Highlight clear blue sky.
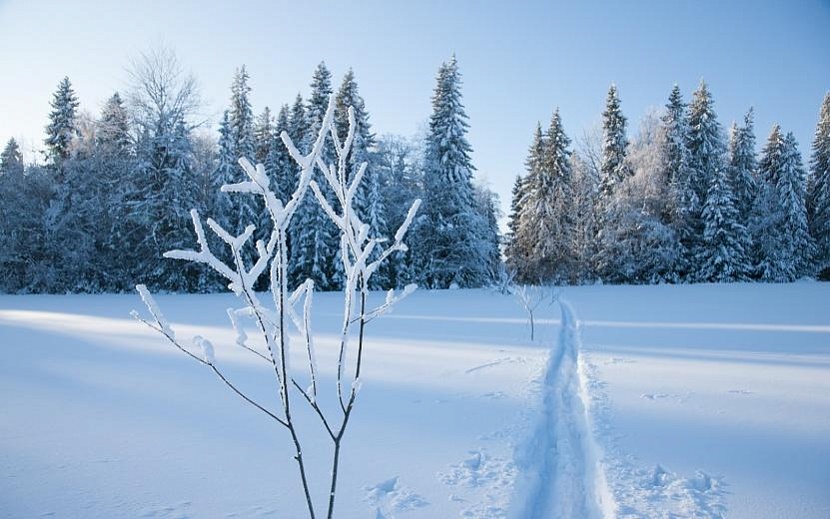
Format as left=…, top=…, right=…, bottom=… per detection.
left=1, top=0, right=828, bottom=223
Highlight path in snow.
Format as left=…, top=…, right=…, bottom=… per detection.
left=510, top=300, right=615, bottom=519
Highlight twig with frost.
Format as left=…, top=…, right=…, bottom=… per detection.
left=133, top=95, right=419, bottom=519
left=509, top=283, right=559, bottom=341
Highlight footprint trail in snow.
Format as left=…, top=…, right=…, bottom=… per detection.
left=511, top=300, right=616, bottom=519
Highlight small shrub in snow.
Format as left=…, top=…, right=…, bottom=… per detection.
left=133, top=95, right=420, bottom=519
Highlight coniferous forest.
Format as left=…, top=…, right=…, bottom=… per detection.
left=1, top=48, right=828, bottom=294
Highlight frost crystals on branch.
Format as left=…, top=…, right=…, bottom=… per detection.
left=133, top=93, right=420, bottom=519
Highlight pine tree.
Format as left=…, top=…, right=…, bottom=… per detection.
left=291, top=63, right=340, bottom=290
left=595, top=84, right=631, bottom=280
left=0, top=139, right=24, bottom=176
left=214, top=110, right=237, bottom=232
left=728, top=109, right=758, bottom=221
left=517, top=110, right=574, bottom=283
left=335, top=69, right=376, bottom=220
left=96, top=92, right=131, bottom=156
left=753, top=126, right=814, bottom=281
left=265, top=104, right=295, bottom=205
left=44, top=77, right=80, bottom=166
left=254, top=106, right=274, bottom=164
left=686, top=80, right=727, bottom=279
left=697, top=160, right=752, bottom=282
left=226, top=66, right=259, bottom=236
left=414, top=56, right=493, bottom=288
left=505, top=173, right=529, bottom=275
left=597, top=84, right=630, bottom=203
left=807, top=92, right=830, bottom=278
left=660, top=85, right=695, bottom=278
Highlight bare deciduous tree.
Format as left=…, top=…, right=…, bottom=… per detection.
left=133, top=95, right=420, bottom=519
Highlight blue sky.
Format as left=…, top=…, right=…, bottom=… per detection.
left=1, top=0, right=828, bottom=221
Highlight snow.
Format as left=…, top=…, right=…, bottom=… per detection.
left=1, top=283, right=829, bottom=518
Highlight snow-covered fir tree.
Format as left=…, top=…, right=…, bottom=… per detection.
left=595, top=84, right=632, bottom=280
left=807, top=92, right=830, bottom=279
left=253, top=106, right=274, bottom=164
left=505, top=173, right=529, bottom=275
left=335, top=68, right=376, bottom=223
left=376, top=134, right=422, bottom=288
left=96, top=92, right=131, bottom=156
left=696, top=156, right=752, bottom=282
left=752, top=126, right=814, bottom=281
left=597, top=84, right=631, bottom=203
left=516, top=110, right=574, bottom=283
left=214, top=110, right=237, bottom=233
left=226, top=66, right=259, bottom=235
left=728, top=109, right=758, bottom=222
left=659, top=85, right=695, bottom=278
left=264, top=104, right=295, bottom=208
left=44, top=77, right=80, bottom=166
left=291, top=63, right=341, bottom=290
left=686, top=80, right=728, bottom=279
left=0, top=139, right=24, bottom=176
left=414, top=56, right=496, bottom=288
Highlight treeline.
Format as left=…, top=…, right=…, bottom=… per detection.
left=506, top=84, right=830, bottom=284
left=0, top=50, right=499, bottom=293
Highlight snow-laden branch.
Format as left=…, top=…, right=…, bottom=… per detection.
left=133, top=92, right=418, bottom=519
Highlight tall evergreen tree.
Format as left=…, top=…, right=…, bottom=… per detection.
left=0, top=139, right=24, bottom=176
left=226, top=66, right=258, bottom=235
left=413, top=56, right=493, bottom=288
left=728, top=109, right=758, bottom=221
left=660, top=85, right=695, bottom=277
left=291, top=62, right=340, bottom=290
left=96, top=92, right=131, bottom=155
left=517, top=110, right=574, bottom=283
left=505, top=173, right=529, bottom=276
left=335, top=69, right=376, bottom=219
left=753, top=126, right=814, bottom=281
left=597, top=84, right=630, bottom=202
left=697, top=159, right=752, bottom=282
left=595, top=84, right=631, bottom=280
left=253, top=106, right=274, bottom=164
left=807, top=92, right=830, bottom=279
left=214, top=110, right=237, bottom=230
left=686, top=80, right=727, bottom=279
left=44, top=76, right=80, bottom=166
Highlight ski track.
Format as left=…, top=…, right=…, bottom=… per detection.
left=511, top=300, right=616, bottom=519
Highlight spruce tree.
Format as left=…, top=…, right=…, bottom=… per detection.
left=505, top=173, right=529, bottom=276
left=0, top=139, right=24, bottom=176
left=728, top=109, right=758, bottom=221
left=595, top=84, right=631, bottom=281
left=753, top=126, right=814, bottom=281
left=697, top=160, right=752, bottom=282
left=414, top=56, right=493, bottom=288
left=96, top=92, right=131, bottom=155
left=226, top=66, right=259, bottom=235
left=807, top=92, right=830, bottom=278
left=214, top=110, right=237, bottom=232
left=44, top=76, right=80, bottom=166
left=660, top=85, right=695, bottom=278
left=291, top=63, right=340, bottom=290
left=686, top=80, right=727, bottom=279
left=518, top=110, right=574, bottom=283
left=254, top=106, right=274, bottom=164
left=335, top=68, right=376, bottom=220
left=597, top=84, right=630, bottom=202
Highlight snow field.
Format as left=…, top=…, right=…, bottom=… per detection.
left=2, top=282, right=829, bottom=518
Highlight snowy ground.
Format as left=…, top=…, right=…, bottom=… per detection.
left=1, top=283, right=828, bottom=518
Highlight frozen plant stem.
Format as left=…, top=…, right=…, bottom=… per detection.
left=133, top=94, right=420, bottom=519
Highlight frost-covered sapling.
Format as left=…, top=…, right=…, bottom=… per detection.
left=133, top=95, right=420, bottom=519
left=510, top=283, right=558, bottom=341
